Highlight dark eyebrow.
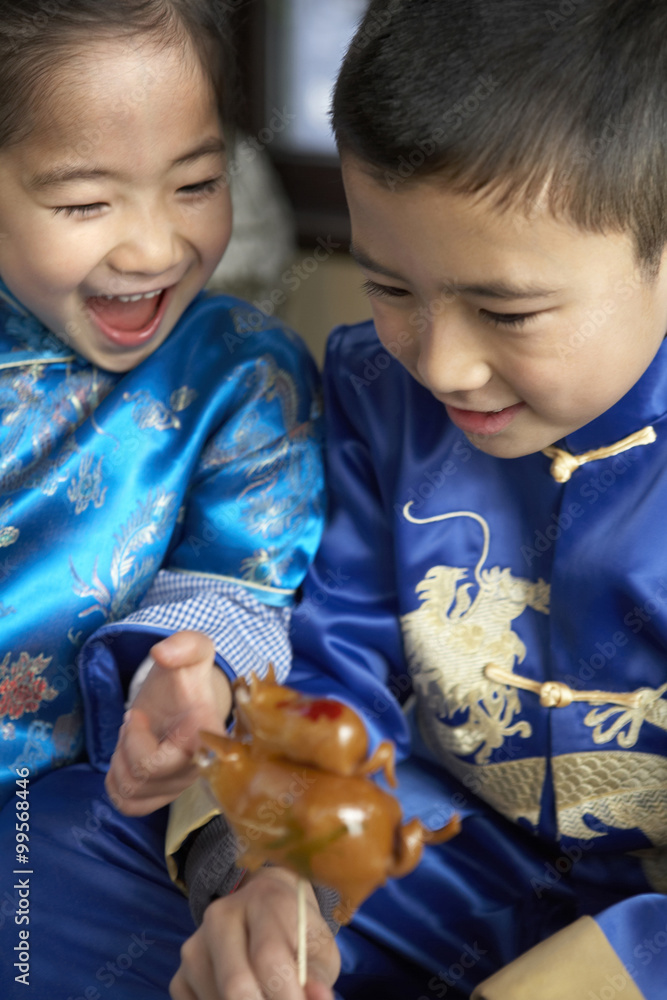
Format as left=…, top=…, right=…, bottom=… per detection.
left=349, top=242, right=560, bottom=301
left=28, top=137, right=226, bottom=190
left=170, top=137, right=226, bottom=168
left=28, top=166, right=113, bottom=189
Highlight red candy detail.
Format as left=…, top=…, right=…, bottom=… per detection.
left=276, top=697, right=344, bottom=721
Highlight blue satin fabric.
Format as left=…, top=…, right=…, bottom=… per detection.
left=0, top=281, right=324, bottom=809
left=0, top=765, right=194, bottom=998
left=291, top=321, right=667, bottom=996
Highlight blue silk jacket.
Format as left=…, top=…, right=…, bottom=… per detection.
left=0, top=283, right=324, bottom=808
left=291, top=321, right=667, bottom=997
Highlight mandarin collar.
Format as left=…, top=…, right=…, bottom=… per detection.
left=0, top=278, right=87, bottom=365
left=562, top=335, right=667, bottom=455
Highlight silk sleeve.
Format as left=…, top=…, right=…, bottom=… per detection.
left=78, top=334, right=325, bottom=770
left=288, top=324, right=411, bottom=760
left=471, top=904, right=656, bottom=999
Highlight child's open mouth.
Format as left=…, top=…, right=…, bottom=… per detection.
left=86, top=287, right=172, bottom=348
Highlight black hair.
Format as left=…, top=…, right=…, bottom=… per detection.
left=0, top=0, right=237, bottom=147
left=333, top=0, right=667, bottom=270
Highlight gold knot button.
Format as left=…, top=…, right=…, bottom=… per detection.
left=542, top=426, right=657, bottom=483
left=539, top=681, right=574, bottom=708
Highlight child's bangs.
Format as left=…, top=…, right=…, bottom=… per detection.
left=424, top=120, right=667, bottom=273
left=333, top=0, right=667, bottom=271
left=0, top=0, right=236, bottom=147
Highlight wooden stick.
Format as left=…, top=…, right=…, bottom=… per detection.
left=297, top=877, right=308, bottom=987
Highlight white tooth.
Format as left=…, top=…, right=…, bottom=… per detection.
left=130, top=294, right=143, bottom=302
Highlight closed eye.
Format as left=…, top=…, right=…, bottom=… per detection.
left=53, top=203, right=106, bottom=218
left=178, top=177, right=224, bottom=197
left=361, top=277, right=410, bottom=299
left=480, top=309, right=538, bottom=329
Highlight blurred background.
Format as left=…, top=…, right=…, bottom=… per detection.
left=208, top=0, right=373, bottom=366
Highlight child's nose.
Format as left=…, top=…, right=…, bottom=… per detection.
left=107, top=211, right=185, bottom=277
left=416, top=318, right=493, bottom=395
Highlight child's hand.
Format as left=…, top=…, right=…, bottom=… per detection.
left=106, top=630, right=232, bottom=816
left=170, top=866, right=340, bottom=1000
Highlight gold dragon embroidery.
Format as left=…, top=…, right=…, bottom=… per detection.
left=400, top=505, right=549, bottom=765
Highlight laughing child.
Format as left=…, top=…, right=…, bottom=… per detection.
left=0, top=1, right=323, bottom=996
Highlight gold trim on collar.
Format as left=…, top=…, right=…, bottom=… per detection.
left=484, top=662, right=642, bottom=709
left=542, top=425, right=657, bottom=483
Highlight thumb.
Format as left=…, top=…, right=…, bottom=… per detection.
left=149, top=630, right=216, bottom=673
left=143, top=630, right=231, bottom=742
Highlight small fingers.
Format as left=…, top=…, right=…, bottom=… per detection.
left=176, top=910, right=264, bottom=1000
left=241, top=881, right=338, bottom=1000
left=106, top=708, right=198, bottom=814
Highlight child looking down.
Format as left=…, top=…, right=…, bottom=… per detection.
left=175, top=2, right=667, bottom=999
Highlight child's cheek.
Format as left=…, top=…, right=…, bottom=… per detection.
left=371, top=302, right=420, bottom=369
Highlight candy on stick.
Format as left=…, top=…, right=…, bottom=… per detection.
left=196, top=668, right=460, bottom=926
left=234, top=666, right=398, bottom=786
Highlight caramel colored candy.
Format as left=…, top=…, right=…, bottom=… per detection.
left=199, top=730, right=459, bottom=923
left=234, top=668, right=397, bottom=786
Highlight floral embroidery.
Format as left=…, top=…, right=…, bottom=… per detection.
left=241, top=547, right=290, bottom=586
left=0, top=527, right=18, bottom=547
left=123, top=386, right=197, bottom=431
left=70, top=488, right=179, bottom=621
left=0, top=367, right=113, bottom=494
left=0, top=500, right=18, bottom=547
left=0, top=651, right=58, bottom=720
left=200, top=357, right=321, bottom=556
left=67, top=453, right=107, bottom=514
left=10, top=719, right=56, bottom=771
